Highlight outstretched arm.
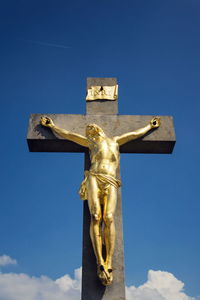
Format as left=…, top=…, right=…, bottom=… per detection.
left=115, top=117, right=160, bottom=146
left=40, top=117, right=89, bottom=148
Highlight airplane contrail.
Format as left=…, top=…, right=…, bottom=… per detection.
left=18, top=38, right=71, bottom=49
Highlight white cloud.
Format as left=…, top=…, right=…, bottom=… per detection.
left=126, top=270, right=195, bottom=300
left=0, top=267, right=81, bottom=300
left=0, top=263, right=196, bottom=300
left=0, top=255, right=17, bottom=267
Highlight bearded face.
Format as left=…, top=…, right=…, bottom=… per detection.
left=86, top=124, right=105, bottom=140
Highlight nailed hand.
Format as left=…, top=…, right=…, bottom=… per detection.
left=150, top=117, right=160, bottom=128
left=40, top=116, right=55, bottom=128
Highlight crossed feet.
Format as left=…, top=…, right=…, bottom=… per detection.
left=97, top=262, right=113, bottom=286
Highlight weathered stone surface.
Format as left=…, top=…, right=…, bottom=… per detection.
left=87, top=77, right=117, bottom=88
left=27, top=114, right=175, bottom=153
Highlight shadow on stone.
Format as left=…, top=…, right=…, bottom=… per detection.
left=34, top=123, right=54, bottom=138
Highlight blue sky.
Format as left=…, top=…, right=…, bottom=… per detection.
left=0, top=0, right=200, bottom=299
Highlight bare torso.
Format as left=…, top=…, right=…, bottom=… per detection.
left=89, top=137, right=119, bottom=177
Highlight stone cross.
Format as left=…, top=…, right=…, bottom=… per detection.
left=27, top=78, right=176, bottom=300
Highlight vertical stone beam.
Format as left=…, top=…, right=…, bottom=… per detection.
left=81, top=78, right=126, bottom=300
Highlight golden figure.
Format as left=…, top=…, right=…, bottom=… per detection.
left=41, top=116, right=160, bottom=286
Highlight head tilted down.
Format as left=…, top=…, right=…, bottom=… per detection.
left=86, top=124, right=106, bottom=140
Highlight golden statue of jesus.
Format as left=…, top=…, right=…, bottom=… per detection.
left=41, top=116, right=160, bottom=286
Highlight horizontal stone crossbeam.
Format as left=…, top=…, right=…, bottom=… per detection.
left=27, top=114, right=175, bottom=154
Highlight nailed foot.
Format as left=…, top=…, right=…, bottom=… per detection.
left=97, top=264, right=113, bottom=286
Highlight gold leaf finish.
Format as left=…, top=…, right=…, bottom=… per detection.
left=86, top=85, right=118, bottom=101
left=40, top=116, right=160, bottom=285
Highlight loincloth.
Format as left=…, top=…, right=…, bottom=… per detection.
left=79, top=171, right=121, bottom=200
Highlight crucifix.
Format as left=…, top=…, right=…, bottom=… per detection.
left=27, top=77, right=175, bottom=300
